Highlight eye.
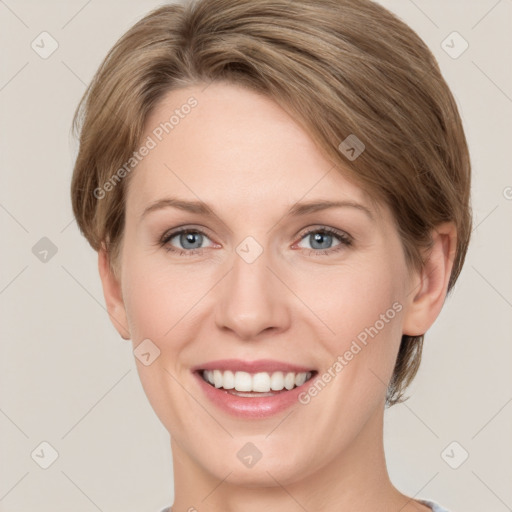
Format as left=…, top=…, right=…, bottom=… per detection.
left=160, top=228, right=214, bottom=256
left=295, top=226, right=352, bottom=256
left=158, top=225, right=352, bottom=257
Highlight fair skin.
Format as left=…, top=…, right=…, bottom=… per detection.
left=98, top=82, right=456, bottom=512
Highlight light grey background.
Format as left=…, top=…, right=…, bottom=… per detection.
left=1, top=1, right=511, bottom=511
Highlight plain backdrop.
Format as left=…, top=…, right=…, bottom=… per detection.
left=1, top=1, right=511, bottom=511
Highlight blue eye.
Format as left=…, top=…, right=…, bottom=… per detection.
left=159, top=226, right=352, bottom=257
left=295, top=227, right=352, bottom=256
left=160, top=229, right=213, bottom=256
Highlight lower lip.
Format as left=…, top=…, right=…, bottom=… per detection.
left=193, top=371, right=316, bottom=419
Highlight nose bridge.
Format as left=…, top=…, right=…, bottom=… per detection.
left=214, top=238, right=289, bottom=340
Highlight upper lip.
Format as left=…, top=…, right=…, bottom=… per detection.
left=191, top=359, right=316, bottom=374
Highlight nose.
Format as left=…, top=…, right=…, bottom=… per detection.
left=214, top=244, right=291, bottom=341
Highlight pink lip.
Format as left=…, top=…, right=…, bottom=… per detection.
left=191, top=358, right=315, bottom=374
left=191, top=360, right=317, bottom=419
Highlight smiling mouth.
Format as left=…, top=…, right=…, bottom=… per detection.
left=197, top=369, right=317, bottom=396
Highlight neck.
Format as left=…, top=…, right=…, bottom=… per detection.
left=167, top=404, right=426, bottom=512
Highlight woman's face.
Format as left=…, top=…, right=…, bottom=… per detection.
left=112, top=82, right=419, bottom=486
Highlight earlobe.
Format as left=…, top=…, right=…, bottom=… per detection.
left=98, top=245, right=131, bottom=340
left=402, top=222, right=457, bottom=336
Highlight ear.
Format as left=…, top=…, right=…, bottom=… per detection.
left=402, top=222, right=457, bottom=336
left=97, top=244, right=131, bottom=340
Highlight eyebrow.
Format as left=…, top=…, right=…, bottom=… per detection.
left=140, top=197, right=374, bottom=222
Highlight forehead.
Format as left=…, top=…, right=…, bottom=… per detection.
left=126, top=82, right=375, bottom=215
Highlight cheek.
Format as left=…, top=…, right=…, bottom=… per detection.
left=120, top=255, right=209, bottom=428
left=298, top=260, right=402, bottom=335
left=291, top=263, right=405, bottom=430
left=121, top=254, right=212, bottom=341
left=298, top=257, right=406, bottom=387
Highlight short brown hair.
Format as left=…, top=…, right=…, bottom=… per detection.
left=70, top=0, right=472, bottom=406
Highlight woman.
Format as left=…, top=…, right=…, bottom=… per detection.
left=70, top=0, right=471, bottom=510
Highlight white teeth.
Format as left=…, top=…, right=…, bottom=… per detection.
left=284, top=372, right=295, bottom=390
left=202, top=369, right=313, bottom=392
left=270, top=371, right=284, bottom=391
left=205, top=371, right=214, bottom=385
left=222, top=370, right=235, bottom=389
left=295, top=372, right=307, bottom=387
left=235, top=371, right=252, bottom=391
left=252, top=372, right=271, bottom=392
left=213, top=369, right=223, bottom=388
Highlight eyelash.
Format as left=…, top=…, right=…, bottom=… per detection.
left=158, top=226, right=353, bottom=257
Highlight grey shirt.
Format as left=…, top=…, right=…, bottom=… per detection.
left=419, top=499, right=451, bottom=511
